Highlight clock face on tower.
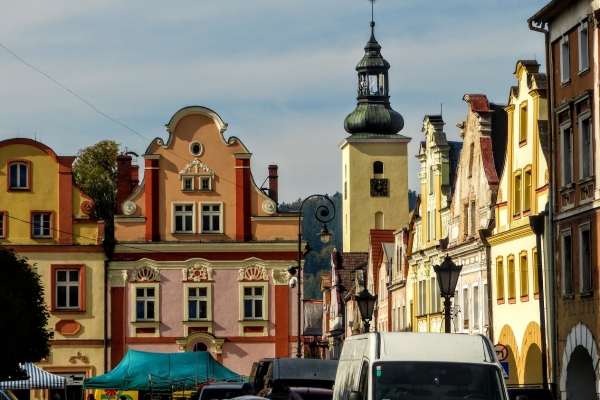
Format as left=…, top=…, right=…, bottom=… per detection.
left=370, top=178, right=389, bottom=196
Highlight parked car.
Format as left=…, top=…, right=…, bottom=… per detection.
left=507, top=387, right=554, bottom=400
left=250, top=358, right=338, bottom=393
left=290, top=387, right=333, bottom=400
left=198, top=382, right=246, bottom=400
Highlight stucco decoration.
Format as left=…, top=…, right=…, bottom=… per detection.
left=238, top=265, right=268, bottom=281
left=430, top=316, right=442, bottom=333
left=68, top=351, right=89, bottom=364
left=175, top=332, right=225, bottom=354
left=180, top=158, right=215, bottom=178
left=185, top=264, right=213, bottom=282
left=272, top=268, right=290, bottom=285
left=131, top=265, right=161, bottom=282
left=417, top=319, right=428, bottom=332
left=122, top=200, right=137, bottom=215
left=108, top=270, right=128, bottom=287
left=55, top=319, right=81, bottom=336
left=498, top=189, right=503, bottom=202
left=262, top=199, right=276, bottom=215
left=80, top=201, right=94, bottom=215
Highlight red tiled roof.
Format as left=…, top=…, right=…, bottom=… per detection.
left=369, top=229, right=395, bottom=294
left=331, top=249, right=368, bottom=295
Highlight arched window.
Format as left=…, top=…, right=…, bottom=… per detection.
left=375, top=212, right=384, bottom=229
left=193, top=342, right=207, bottom=352
left=373, top=161, right=384, bottom=175
left=9, top=161, right=29, bottom=189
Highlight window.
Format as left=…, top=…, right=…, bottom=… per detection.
left=418, top=279, right=427, bottom=316
left=429, top=166, right=435, bottom=194
left=373, top=161, right=384, bottom=175
left=469, top=202, right=476, bottom=237
left=561, top=124, right=573, bottom=185
left=580, top=225, right=591, bottom=293
left=524, top=168, right=532, bottom=212
left=468, top=143, right=474, bottom=178
left=580, top=115, right=592, bottom=178
left=0, top=212, right=5, bottom=237
left=243, top=286, right=264, bottom=319
left=483, top=282, right=489, bottom=326
left=533, top=249, right=539, bottom=295
left=182, top=177, right=194, bottom=191
left=136, top=287, right=156, bottom=321
left=520, top=251, right=528, bottom=298
left=462, top=287, right=469, bottom=330
left=463, top=204, right=468, bottom=237
left=579, top=21, right=589, bottom=72
left=375, top=212, right=384, bottom=229
left=51, top=265, right=85, bottom=312
left=496, top=258, right=504, bottom=301
left=560, top=35, right=570, bottom=83
left=200, top=177, right=211, bottom=191
left=562, top=231, right=573, bottom=295
left=473, top=284, right=479, bottom=330
left=513, top=172, right=522, bottom=215
left=173, top=203, right=195, bottom=233
left=188, top=286, right=209, bottom=320
left=430, top=277, right=441, bottom=314
left=189, top=141, right=203, bottom=157
left=200, top=203, right=222, bottom=233
left=519, top=102, right=528, bottom=143
left=8, top=161, right=29, bottom=189
left=508, top=256, right=516, bottom=300
left=32, top=212, right=51, bottom=237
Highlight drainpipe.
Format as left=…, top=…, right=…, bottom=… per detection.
left=478, top=230, right=493, bottom=342
left=528, top=19, right=556, bottom=394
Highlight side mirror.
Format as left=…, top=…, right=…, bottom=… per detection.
left=349, top=391, right=362, bottom=400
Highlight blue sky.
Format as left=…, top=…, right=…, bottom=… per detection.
left=0, top=1, right=548, bottom=204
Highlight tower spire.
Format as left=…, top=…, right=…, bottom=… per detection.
left=343, top=0, right=404, bottom=135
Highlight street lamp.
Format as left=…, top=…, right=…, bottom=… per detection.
left=355, top=288, right=377, bottom=333
left=288, top=195, right=336, bottom=358
left=433, top=254, right=462, bottom=333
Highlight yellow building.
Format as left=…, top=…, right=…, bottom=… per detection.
left=0, top=138, right=105, bottom=400
left=340, top=20, right=410, bottom=253
left=488, top=60, right=549, bottom=386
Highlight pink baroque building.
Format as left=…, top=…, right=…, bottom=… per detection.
left=108, top=106, right=299, bottom=376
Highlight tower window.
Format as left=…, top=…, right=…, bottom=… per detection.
left=373, top=161, right=384, bottom=175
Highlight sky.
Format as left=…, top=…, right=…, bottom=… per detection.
left=0, top=1, right=549, bottom=204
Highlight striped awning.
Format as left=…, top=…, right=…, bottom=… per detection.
left=0, top=363, right=66, bottom=389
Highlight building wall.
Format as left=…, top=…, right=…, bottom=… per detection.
left=340, top=139, right=409, bottom=253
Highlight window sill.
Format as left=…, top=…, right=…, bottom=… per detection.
left=173, top=231, right=196, bottom=235
left=534, top=293, right=540, bottom=299
left=578, top=176, right=594, bottom=185
left=560, top=79, right=571, bottom=88
left=523, top=210, right=531, bottom=217
left=497, top=299, right=505, bottom=305
left=520, top=295, right=529, bottom=302
left=513, top=213, right=521, bottom=220
left=508, top=298, right=516, bottom=304
left=8, top=187, right=31, bottom=192
left=519, top=140, right=527, bottom=148
left=580, top=290, right=593, bottom=298
left=578, top=67, right=590, bottom=77
left=51, top=309, right=86, bottom=315
left=562, top=294, right=574, bottom=300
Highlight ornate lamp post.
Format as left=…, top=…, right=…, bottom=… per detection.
left=433, top=255, right=462, bottom=333
left=355, top=288, right=377, bottom=333
left=287, top=195, right=335, bottom=358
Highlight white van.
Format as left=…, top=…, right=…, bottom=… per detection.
left=333, top=332, right=508, bottom=400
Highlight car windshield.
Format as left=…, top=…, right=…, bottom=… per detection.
left=372, top=362, right=506, bottom=400
left=200, top=388, right=244, bottom=400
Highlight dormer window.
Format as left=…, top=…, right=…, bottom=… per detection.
left=8, top=161, right=29, bottom=190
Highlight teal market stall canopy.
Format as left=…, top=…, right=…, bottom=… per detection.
left=0, top=363, right=67, bottom=389
left=83, top=350, right=241, bottom=392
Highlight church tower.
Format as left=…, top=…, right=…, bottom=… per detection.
left=339, top=9, right=411, bottom=252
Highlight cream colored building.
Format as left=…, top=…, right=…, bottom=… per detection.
left=407, top=115, right=462, bottom=333
left=488, top=60, right=549, bottom=386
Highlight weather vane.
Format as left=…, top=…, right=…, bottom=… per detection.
left=366, top=0, right=377, bottom=23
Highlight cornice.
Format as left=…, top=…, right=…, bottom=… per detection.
left=114, top=242, right=297, bottom=253
left=486, top=225, right=533, bottom=245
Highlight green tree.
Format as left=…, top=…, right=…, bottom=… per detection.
left=303, top=269, right=328, bottom=300
left=72, top=140, right=119, bottom=255
left=0, top=246, right=53, bottom=381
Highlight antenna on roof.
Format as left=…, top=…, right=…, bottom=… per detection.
left=367, top=0, right=377, bottom=23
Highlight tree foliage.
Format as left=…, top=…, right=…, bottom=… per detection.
left=72, top=140, right=119, bottom=254
left=0, top=246, right=53, bottom=381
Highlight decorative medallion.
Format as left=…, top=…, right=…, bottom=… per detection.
left=185, top=264, right=213, bottom=282
left=262, top=199, right=276, bottom=215
left=131, top=265, right=160, bottom=282
left=68, top=351, right=89, bottom=364
left=238, top=265, right=268, bottom=281
left=272, top=268, right=290, bottom=285
left=80, top=201, right=94, bottom=215
left=108, top=270, right=128, bottom=287
left=180, top=158, right=214, bottom=178
left=55, top=319, right=81, bottom=336
left=122, top=201, right=137, bottom=215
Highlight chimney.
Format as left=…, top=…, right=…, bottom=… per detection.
left=117, top=153, right=135, bottom=213
left=268, top=165, right=278, bottom=205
